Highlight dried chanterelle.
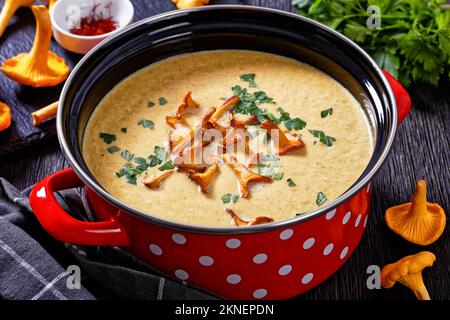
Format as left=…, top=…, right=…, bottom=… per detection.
left=226, top=209, right=274, bottom=226
left=381, top=251, right=436, bottom=300
left=2, top=6, right=69, bottom=87
left=0, top=0, right=34, bottom=38
left=385, top=180, right=446, bottom=246
left=172, top=0, right=209, bottom=10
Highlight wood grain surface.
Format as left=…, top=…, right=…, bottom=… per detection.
left=0, top=0, right=449, bottom=300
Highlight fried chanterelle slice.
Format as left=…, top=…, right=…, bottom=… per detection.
left=209, top=96, right=240, bottom=132
left=166, top=91, right=199, bottom=128
left=222, top=154, right=272, bottom=198
left=143, top=170, right=175, bottom=190
left=226, top=209, right=274, bottom=226
left=260, top=120, right=305, bottom=155
left=188, top=162, right=219, bottom=193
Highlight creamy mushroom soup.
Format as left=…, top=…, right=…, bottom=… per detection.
left=82, top=50, right=373, bottom=227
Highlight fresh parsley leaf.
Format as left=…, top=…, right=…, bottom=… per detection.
left=159, top=97, right=168, bottom=105
left=320, top=108, right=333, bottom=118
left=121, top=150, right=134, bottom=162
left=294, top=0, right=450, bottom=86
left=120, top=127, right=127, bottom=133
left=276, top=107, right=291, bottom=122
left=148, top=101, right=155, bottom=108
left=107, top=146, right=121, bottom=154
left=239, top=73, right=257, bottom=87
left=138, top=119, right=155, bottom=129
left=287, top=178, right=296, bottom=187
left=99, top=132, right=116, bottom=144
left=221, top=193, right=239, bottom=204
left=159, top=160, right=175, bottom=171
left=126, top=175, right=137, bottom=185
left=257, top=153, right=284, bottom=180
left=316, top=192, right=327, bottom=206
left=284, top=117, right=307, bottom=130
left=309, top=129, right=336, bottom=146
left=154, top=146, right=166, bottom=162
left=134, top=157, right=148, bottom=173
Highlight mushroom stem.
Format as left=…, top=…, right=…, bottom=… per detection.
left=0, top=0, right=34, bottom=38
left=28, top=6, right=52, bottom=68
left=408, top=180, right=428, bottom=218
left=32, top=101, right=58, bottom=126
left=399, top=273, right=430, bottom=300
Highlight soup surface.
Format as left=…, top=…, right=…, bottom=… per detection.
left=82, top=50, right=373, bottom=227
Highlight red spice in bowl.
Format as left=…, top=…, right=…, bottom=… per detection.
left=70, top=17, right=118, bottom=36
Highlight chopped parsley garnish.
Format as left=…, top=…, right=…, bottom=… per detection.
left=257, top=153, right=284, bottom=180
left=159, top=160, right=175, bottom=171
left=231, top=85, right=274, bottom=122
left=221, top=193, right=239, bottom=204
left=115, top=163, right=139, bottom=185
left=287, top=178, right=296, bottom=187
left=148, top=101, right=155, bottom=108
left=99, top=132, right=116, bottom=144
left=147, top=146, right=166, bottom=167
left=276, top=107, right=291, bottom=122
left=107, top=146, right=121, bottom=154
left=121, top=150, right=134, bottom=162
left=284, top=117, right=307, bottom=130
left=138, top=119, right=155, bottom=129
left=309, top=130, right=336, bottom=147
left=159, top=97, right=168, bottom=105
left=321, top=108, right=333, bottom=118
left=120, top=127, right=127, bottom=133
left=316, top=192, right=327, bottom=206
left=239, top=73, right=257, bottom=88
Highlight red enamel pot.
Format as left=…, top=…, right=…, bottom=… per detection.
left=29, top=6, right=411, bottom=299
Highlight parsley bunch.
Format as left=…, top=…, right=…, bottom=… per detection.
left=293, top=0, right=450, bottom=86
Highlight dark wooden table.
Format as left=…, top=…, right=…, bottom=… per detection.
left=0, top=0, right=449, bottom=300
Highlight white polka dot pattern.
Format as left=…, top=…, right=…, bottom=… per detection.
left=301, top=273, right=314, bottom=284
left=175, top=269, right=189, bottom=280
left=149, top=244, right=162, bottom=256
left=278, top=265, right=292, bottom=276
left=226, top=274, right=241, bottom=284
left=355, top=214, right=362, bottom=227
left=279, top=229, right=294, bottom=240
left=199, top=256, right=214, bottom=266
left=325, top=209, right=336, bottom=220
left=226, top=239, right=241, bottom=249
left=340, top=246, right=349, bottom=259
left=302, top=237, right=315, bottom=250
left=172, top=233, right=187, bottom=245
left=323, top=243, right=334, bottom=256
left=342, top=211, right=351, bottom=225
left=253, top=289, right=267, bottom=299
left=253, top=253, right=268, bottom=264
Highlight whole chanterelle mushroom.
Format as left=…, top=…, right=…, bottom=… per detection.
left=381, top=251, right=436, bottom=300
left=0, top=0, right=34, bottom=38
left=172, top=0, right=209, bottom=9
left=385, top=180, right=446, bottom=246
left=2, top=5, right=69, bottom=87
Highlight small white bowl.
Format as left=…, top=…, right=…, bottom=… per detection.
left=50, top=0, right=134, bottom=54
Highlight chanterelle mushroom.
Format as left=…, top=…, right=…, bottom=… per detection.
left=385, top=180, right=446, bottom=246
left=42, top=0, right=57, bottom=11
left=143, top=170, right=175, bottom=190
left=381, top=251, right=436, bottom=300
left=226, top=209, right=273, bottom=226
left=188, top=162, right=219, bottom=193
left=222, top=154, right=272, bottom=198
left=260, top=120, right=305, bottom=155
left=2, top=6, right=70, bottom=87
left=0, top=101, right=12, bottom=132
left=0, top=0, right=34, bottom=38
left=166, top=91, right=199, bottom=128
left=172, top=0, right=209, bottom=10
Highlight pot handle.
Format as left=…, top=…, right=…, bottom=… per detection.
left=382, top=70, right=411, bottom=124
left=30, top=168, right=130, bottom=247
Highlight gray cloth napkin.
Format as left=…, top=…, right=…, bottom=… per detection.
left=0, top=178, right=216, bottom=300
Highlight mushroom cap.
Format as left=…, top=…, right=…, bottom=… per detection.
left=2, top=51, right=69, bottom=87
left=0, top=102, right=12, bottom=132
left=385, top=180, right=446, bottom=246
left=381, top=251, right=435, bottom=289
